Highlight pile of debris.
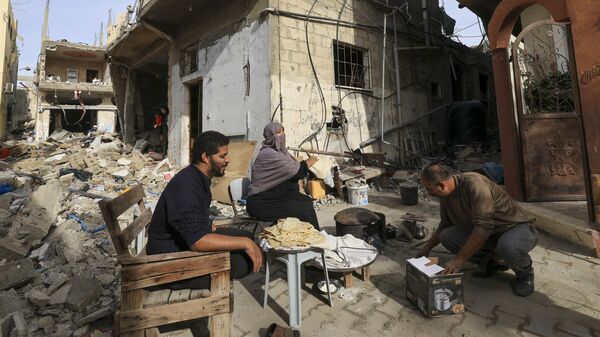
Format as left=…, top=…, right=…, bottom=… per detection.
left=0, top=130, right=180, bottom=337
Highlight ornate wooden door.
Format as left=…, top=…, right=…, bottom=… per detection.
left=512, top=21, right=586, bottom=201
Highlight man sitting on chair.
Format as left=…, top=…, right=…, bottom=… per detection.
left=146, top=131, right=263, bottom=289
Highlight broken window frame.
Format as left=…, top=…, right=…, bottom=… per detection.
left=181, top=42, right=199, bottom=77
left=332, top=40, right=371, bottom=91
left=67, top=68, right=78, bottom=83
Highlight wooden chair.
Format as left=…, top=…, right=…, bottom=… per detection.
left=98, top=185, right=232, bottom=337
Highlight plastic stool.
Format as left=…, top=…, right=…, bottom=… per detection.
left=263, top=248, right=333, bottom=329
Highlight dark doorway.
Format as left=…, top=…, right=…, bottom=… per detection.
left=86, top=69, right=99, bottom=83
left=189, top=82, right=202, bottom=160
left=52, top=109, right=95, bottom=133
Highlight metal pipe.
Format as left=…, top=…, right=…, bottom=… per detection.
left=379, top=12, right=400, bottom=151
left=392, top=10, right=404, bottom=165
left=288, top=147, right=355, bottom=159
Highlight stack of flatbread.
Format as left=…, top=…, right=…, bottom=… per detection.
left=260, top=217, right=325, bottom=249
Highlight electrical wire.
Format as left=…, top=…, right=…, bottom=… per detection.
left=298, top=0, right=328, bottom=150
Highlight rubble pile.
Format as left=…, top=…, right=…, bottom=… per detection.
left=0, top=130, right=181, bottom=337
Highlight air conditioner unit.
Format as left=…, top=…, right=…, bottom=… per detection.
left=4, top=83, right=14, bottom=94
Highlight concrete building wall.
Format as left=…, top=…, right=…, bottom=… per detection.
left=270, top=0, right=441, bottom=161
left=0, top=0, right=18, bottom=139
left=44, top=57, right=107, bottom=83
left=167, top=0, right=272, bottom=165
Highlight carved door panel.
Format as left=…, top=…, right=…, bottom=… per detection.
left=521, top=114, right=585, bottom=200
left=512, top=21, right=586, bottom=201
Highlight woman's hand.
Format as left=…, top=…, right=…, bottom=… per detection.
left=305, top=156, right=319, bottom=167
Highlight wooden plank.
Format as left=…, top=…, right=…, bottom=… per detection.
left=121, top=253, right=230, bottom=283
left=121, top=289, right=146, bottom=337
left=143, top=289, right=172, bottom=308
left=343, top=273, right=353, bottom=288
left=98, top=199, right=128, bottom=255
left=118, top=295, right=230, bottom=333
left=120, top=208, right=153, bottom=248
left=168, top=289, right=191, bottom=304
left=145, top=327, right=160, bottom=337
left=361, top=266, right=371, bottom=282
left=118, top=251, right=217, bottom=265
left=109, top=185, right=145, bottom=219
left=189, top=289, right=211, bottom=299
left=210, top=271, right=231, bottom=337
left=123, top=266, right=229, bottom=291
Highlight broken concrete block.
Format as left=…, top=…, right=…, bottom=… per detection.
left=0, top=195, right=12, bottom=210
left=95, top=273, right=115, bottom=287
left=59, top=173, right=74, bottom=183
left=72, top=325, right=89, bottom=337
left=77, top=306, right=113, bottom=325
left=111, top=169, right=129, bottom=179
left=27, top=287, right=50, bottom=307
left=65, top=276, right=102, bottom=311
left=49, top=283, right=71, bottom=306
left=37, top=315, right=55, bottom=334
left=0, top=290, right=28, bottom=317
left=0, top=259, right=35, bottom=290
left=0, top=311, right=27, bottom=337
left=44, top=153, right=68, bottom=165
left=29, top=242, right=50, bottom=261
left=45, top=272, right=69, bottom=294
left=117, top=158, right=132, bottom=166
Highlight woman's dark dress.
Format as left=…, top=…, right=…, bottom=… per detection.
left=247, top=161, right=320, bottom=229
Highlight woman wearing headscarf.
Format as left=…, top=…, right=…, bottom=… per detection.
left=247, top=122, right=320, bottom=229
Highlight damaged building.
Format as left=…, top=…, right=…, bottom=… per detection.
left=107, top=0, right=494, bottom=165
left=0, top=0, right=19, bottom=140
left=33, top=39, right=117, bottom=139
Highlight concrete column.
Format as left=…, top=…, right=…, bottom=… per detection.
left=96, top=110, right=116, bottom=133
left=123, top=70, right=137, bottom=144
left=35, top=109, right=51, bottom=140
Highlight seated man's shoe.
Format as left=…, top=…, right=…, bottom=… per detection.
left=512, top=267, right=535, bottom=297
left=472, top=261, right=510, bottom=278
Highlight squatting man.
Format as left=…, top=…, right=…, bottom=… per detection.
left=417, top=163, right=539, bottom=297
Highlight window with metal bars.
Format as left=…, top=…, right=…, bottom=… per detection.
left=181, top=42, right=199, bottom=76
left=333, top=40, right=370, bottom=90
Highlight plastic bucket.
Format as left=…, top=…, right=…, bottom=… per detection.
left=347, top=183, right=369, bottom=205
left=399, top=183, right=418, bottom=206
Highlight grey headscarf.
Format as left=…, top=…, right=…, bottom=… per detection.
left=248, top=122, right=301, bottom=196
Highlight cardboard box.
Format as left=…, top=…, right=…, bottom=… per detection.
left=405, top=257, right=465, bottom=317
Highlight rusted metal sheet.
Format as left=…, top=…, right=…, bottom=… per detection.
left=520, top=114, right=586, bottom=200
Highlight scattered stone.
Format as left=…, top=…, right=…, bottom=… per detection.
left=95, top=273, right=115, bottom=287
left=37, top=315, right=55, bottom=334
left=59, top=173, right=74, bottom=183
left=76, top=306, right=113, bottom=325
left=27, top=287, right=50, bottom=307
left=0, top=311, right=27, bottom=337
left=49, top=283, right=72, bottom=306
left=29, top=242, right=50, bottom=261
left=111, top=169, right=129, bottom=179
left=116, top=158, right=132, bottom=166
left=65, top=276, right=103, bottom=311
left=0, top=259, right=35, bottom=290
left=0, top=289, right=28, bottom=316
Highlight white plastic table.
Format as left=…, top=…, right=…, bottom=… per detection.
left=263, top=247, right=333, bottom=329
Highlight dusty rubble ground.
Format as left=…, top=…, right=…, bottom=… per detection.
left=0, top=130, right=178, bottom=337
left=0, top=133, right=598, bottom=337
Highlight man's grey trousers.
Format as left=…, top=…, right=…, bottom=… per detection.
left=439, top=223, right=539, bottom=273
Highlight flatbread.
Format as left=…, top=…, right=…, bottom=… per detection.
left=260, top=217, right=325, bottom=248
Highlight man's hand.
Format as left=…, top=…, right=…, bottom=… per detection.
left=443, top=257, right=465, bottom=274
left=244, top=239, right=263, bottom=273
left=415, top=246, right=431, bottom=258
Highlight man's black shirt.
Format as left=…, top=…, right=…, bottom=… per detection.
left=146, top=165, right=212, bottom=254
